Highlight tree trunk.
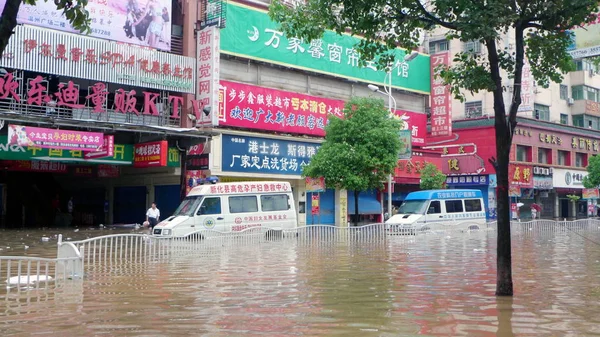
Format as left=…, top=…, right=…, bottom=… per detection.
left=354, top=190, right=359, bottom=227
left=0, top=0, right=21, bottom=59
left=495, top=127, right=514, bottom=296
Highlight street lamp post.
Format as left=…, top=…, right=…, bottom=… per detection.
left=368, top=51, right=418, bottom=220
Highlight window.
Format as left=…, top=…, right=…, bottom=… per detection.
left=198, top=197, right=221, bottom=215
left=576, top=152, right=588, bottom=167
left=445, top=200, right=464, bottom=213
left=229, top=196, right=258, bottom=213
left=534, top=104, right=550, bottom=121
left=464, top=199, right=482, bottom=212
left=516, top=145, right=531, bottom=162
left=558, top=150, right=571, bottom=166
left=429, top=40, right=449, bottom=54
left=427, top=201, right=441, bottom=214
left=560, top=113, right=569, bottom=125
left=571, top=85, right=599, bottom=102
left=560, top=84, right=569, bottom=100
left=260, top=194, right=290, bottom=212
left=465, top=101, right=482, bottom=118
left=573, top=115, right=584, bottom=127
left=574, top=59, right=598, bottom=72
left=537, top=148, right=551, bottom=164
left=464, top=40, right=482, bottom=54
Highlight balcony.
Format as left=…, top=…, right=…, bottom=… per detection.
left=570, top=99, right=600, bottom=117
left=569, top=70, right=600, bottom=87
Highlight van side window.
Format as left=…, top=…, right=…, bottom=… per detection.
left=198, top=197, right=221, bottom=215
left=445, top=200, right=464, bottom=213
left=229, top=196, right=259, bottom=213
left=427, top=201, right=441, bottom=214
left=261, top=194, right=289, bottom=211
left=464, top=199, right=482, bottom=212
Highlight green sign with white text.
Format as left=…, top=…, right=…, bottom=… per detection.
left=220, top=2, right=431, bottom=94
left=0, top=136, right=180, bottom=167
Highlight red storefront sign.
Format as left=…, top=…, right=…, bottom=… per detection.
left=134, top=141, right=168, bottom=168
left=0, top=160, right=67, bottom=173
left=513, top=126, right=600, bottom=154
left=435, top=127, right=497, bottom=175
left=509, top=164, right=533, bottom=188
left=0, top=72, right=202, bottom=119
left=219, top=80, right=428, bottom=142
left=98, top=165, right=120, bottom=178
left=394, top=152, right=443, bottom=183
left=85, top=135, right=115, bottom=159
left=430, top=52, right=452, bottom=137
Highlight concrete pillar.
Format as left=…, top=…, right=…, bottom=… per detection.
left=296, top=182, right=306, bottom=226
left=335, top=189, right=348, bottom=227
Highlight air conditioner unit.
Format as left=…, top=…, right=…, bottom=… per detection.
left=568, top=98, right=575, bottom=106
left=533, top=167, right=540, bottom=174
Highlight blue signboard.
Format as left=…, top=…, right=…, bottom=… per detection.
left=446, top=175, right=490, bottom=186
left=221, top=134, right=320, bottom=175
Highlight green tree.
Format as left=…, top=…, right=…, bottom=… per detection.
left=302, top=97, right=401, bottom=226
left=420, top=163, right=447, bottom=190
left=0, top=0, right=91, bottom=58
left=270, top=0, right=598, bottom=297
left=583, top=155, right=600, bottom=188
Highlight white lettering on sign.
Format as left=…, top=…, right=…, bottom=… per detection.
left=209, top=182, right=290, bottom=194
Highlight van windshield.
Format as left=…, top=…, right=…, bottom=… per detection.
left=398, top=200, right=428, bottom=215
left=173, top=196, right=203, bottom=217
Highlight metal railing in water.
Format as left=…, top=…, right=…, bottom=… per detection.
left=1, top=235, right=83, bottom=293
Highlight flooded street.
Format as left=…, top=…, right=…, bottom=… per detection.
left=1, top=228, right=600, bottom=336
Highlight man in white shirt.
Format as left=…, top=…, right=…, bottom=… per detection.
left=146, top=202, right=160, bottom=229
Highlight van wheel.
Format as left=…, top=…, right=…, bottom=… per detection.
left=187, top=233, right=204, bottom=241
left=265, top=230, right=283, bottom=240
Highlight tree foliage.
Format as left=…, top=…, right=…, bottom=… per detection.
left=583, top=155, right=600, bottom=188
left=419, top=163, right=447, bottom=190
left=0, top=0, right=91, bottom=58
left=302, top=97, right=401, bottom=225
left=270, top=0, right=599, bottom=296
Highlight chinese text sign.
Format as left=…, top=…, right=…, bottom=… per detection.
left=196, top=26, right=221, bottom=126
left=220, top=3, right=430, bottom=94
left=134, top=141, right=168, bottom=167
left=221, top=135, right=320, bottom=175
left=430, top=52, right=452, bottom=137
left=8, top=124, right=104, bottom=151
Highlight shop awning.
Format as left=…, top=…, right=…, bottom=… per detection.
left=348, top=194, right=382, bottom=215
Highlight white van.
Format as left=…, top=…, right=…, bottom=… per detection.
left=152, top=180, right=297, bottom=237
left=385, top=189, right=487, bottom=233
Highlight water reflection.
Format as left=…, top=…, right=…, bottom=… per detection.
left=0, top=229, right=599, bottom=336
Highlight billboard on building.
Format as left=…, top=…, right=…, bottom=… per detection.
left=0, top=0, right=172, bottom=51
left=430, top=51, right=452, bottom=137
left=568, top=11, right=600, bottom=58
left=219, top=2, right=430, bottom=94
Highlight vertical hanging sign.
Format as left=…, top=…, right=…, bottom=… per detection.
left=196, top=26, right=221, bottom=127
left=430, top=52, right=452, bottom=137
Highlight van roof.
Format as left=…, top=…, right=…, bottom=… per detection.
left=405, top=189, right=483, bottom=200
left=188, top=181, right=292, bottom=196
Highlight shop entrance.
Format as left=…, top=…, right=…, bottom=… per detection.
left=113, top=186, right=147, bottom=225
left=154, top=185, right=180, bottom=220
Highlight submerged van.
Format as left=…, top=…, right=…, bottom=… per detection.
left=152, top=181, right=297, bottom=238
left=385, top=189, right=486, bottom=233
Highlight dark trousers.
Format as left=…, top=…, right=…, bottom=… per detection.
left=148, top=217, right=158, bottom=228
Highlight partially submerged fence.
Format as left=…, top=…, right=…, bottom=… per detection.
left=2, top=219, right=600, bottom=292
left=1, top=235, right=83, bottom=293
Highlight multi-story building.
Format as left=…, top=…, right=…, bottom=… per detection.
left=193, top=0, right=432, bottom=226
left=0, top=0, right=204, bottom=228
left=425, top=29, right=600, bottom=220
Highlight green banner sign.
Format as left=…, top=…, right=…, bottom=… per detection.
left=0, top=136, right=180, bottom=167
left=220, top=2, right=431, bottom=94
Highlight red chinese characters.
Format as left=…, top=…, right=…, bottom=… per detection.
left=27, top=76, right=51, bottom=105
left=86, top=82, right=109, bottom=113
left=114, top=89, right=139, bottom=114
left=0, top=73, right=20, bottom=102
left=55, top=81, right=84, bottom=108
left=430, top=52, right=452, bottom=137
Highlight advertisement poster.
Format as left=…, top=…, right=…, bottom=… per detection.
left=0, top=0, right=172, bottom=51
left=398, top=130, right=412, bottom=159
left=8, top=124, right=104, bottom=151
left=85, top=135, right=115, bottom=159
left=311, top=194, right=320, bottom=215
left=567, top=9, right=600, bottom=58
left=133, top=140, right=168, bottom=167
left=305, top=177, right=325, bottom=193
left=583, top=188, right=599, bottom=200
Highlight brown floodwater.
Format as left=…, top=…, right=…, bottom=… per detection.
left=1, top=227, right=600, bottom=336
